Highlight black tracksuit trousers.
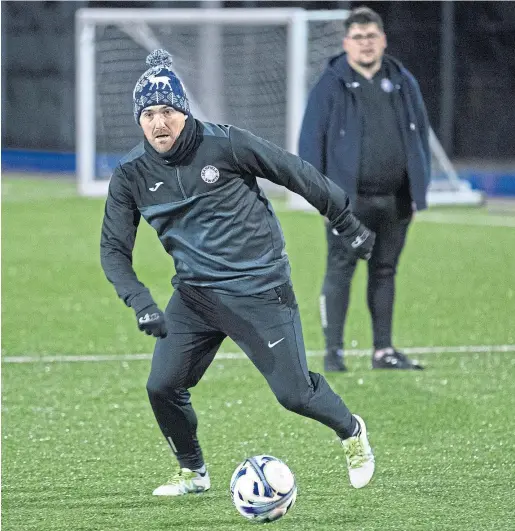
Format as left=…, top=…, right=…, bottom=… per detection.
left=321, top=194, right=411, bottom=352
left=146, top=281, right=357, bottom=470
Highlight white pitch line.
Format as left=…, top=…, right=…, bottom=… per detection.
left=416, top=214, right=515, bottom=228
left=273, top=206, right=515, bottom=228
left=2, top=344, right=514, bottom=364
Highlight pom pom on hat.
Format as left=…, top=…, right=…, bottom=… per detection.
left=133, top=48, right=190, bottom=124
left=146, top=49, right=174, bottom=68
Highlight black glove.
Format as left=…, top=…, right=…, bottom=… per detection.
left=136, top=305, right=168, bottom=338
left=333, top=222, right=376, bottom=261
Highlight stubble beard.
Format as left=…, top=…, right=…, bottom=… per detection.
left=152, top=132, right=178, bottom=153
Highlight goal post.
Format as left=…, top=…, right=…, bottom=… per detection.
left=76, top=7, right=319, bottom=197
left=76, top=6, right=482, bottom=206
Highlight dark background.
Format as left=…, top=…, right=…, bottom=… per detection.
left=2, top=0, right=514, bottom=160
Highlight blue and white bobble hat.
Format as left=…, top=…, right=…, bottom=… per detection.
left=133, top=49, right=190, bottom=124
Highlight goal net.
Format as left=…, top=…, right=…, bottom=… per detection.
left=76, top=7, right=482, bottom=206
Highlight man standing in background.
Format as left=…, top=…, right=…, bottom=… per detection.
left=299, top=6, right=430, bottom=371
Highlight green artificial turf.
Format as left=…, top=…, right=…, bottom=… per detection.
left=2, top=176, right=515, bottom=530
left=2, top=353, right=514, bottom=530
left=2, top=177, right=514, bottom=355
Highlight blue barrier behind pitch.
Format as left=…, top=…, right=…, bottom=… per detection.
left=2, top=149, right=515, bottom=197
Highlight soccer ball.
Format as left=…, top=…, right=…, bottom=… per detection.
left=230, top=455, right=297, bottom=523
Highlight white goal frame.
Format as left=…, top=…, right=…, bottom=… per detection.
left=76, top=6, right=482, bottom=207
left=76, top=7, right=339, bottom=196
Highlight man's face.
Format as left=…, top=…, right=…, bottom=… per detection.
left=343, top=23, right=386, bottom=69
left=139, top=105, right=187, bottom=153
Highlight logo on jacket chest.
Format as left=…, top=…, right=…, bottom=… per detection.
left=381, top=78, right=394, bottom=93
left=201, top=165, right=220, bottom=184
left=149, top=181, right=164, bottom=192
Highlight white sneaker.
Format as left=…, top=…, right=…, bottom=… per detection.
left=152, top=468, right=211, bottom=496
left=341, top=415, right=375, bottom=488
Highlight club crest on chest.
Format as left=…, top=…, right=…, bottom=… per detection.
left=201, top=165, right=220, bottom=184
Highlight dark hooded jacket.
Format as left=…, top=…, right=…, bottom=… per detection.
left=298, top=53, right=431, bottom=210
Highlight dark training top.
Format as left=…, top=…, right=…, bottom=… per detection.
left=100, top=118, right=357, bottom=314
left=353, top=66, right=407, bottom=196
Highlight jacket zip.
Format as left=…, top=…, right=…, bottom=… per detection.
left=176, top=167, right=187, bottom=199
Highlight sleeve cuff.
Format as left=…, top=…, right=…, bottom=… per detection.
left=332, top=211, right=361, bottom=236
left=127, top=291, right=155, bottom=314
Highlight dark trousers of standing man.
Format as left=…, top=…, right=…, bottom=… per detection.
left=321, top=194, right=412, bottom=352
left=146, top=281, right=357, bottom=470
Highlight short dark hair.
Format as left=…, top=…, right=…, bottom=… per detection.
left=343, top=7, right=384, bottom=36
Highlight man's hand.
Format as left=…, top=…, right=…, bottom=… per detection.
left=333, top=223, right=376, bottom=261
left=136, top=305, right=168, bottom=338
